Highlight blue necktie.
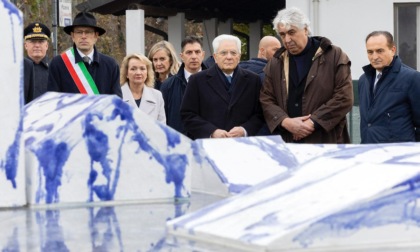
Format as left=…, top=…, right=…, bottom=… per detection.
left=226, top=75, right=232, bottom=84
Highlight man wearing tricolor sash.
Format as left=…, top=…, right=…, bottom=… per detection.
left=48, top=12, right=122, bottom=97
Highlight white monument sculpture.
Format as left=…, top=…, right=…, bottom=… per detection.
left=0, top=0, right=26, bottom=207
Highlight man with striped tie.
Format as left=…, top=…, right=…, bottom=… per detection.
left=48, top=12, right=121, bottom=97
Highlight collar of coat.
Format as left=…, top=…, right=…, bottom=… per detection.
left=362, top=56, right=400, bottom=80
left=170, top=62, right=208, bottom=84
left=274, top=36, right=333, bottom=60
left=73, top=44, right=99, bottom=64
left=274, top=36, right=332, bottom=95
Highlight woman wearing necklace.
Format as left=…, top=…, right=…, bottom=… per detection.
left=120, top=53, right=166, bottom=123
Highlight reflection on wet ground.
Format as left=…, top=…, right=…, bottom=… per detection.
left=0, top=193, right=225, bottom=251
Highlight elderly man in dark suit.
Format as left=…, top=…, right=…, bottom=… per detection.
left=180, top=34, right=264, bottom=139
left=48, top=12, right=121, bottom=97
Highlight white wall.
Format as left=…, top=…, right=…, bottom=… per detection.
left=287, top=0, right=420, bottom=78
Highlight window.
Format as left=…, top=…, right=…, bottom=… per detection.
left=395, top=4, right=419, bottom=70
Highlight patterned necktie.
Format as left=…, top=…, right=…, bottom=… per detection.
left=83, top=56, right=90, bottom=65
left=374, top=72, right=382, bottom=91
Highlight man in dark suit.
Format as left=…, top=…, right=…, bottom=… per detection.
left=48, top=12, right=121, bottom=97
left=180, top=34, right=264, bottom=139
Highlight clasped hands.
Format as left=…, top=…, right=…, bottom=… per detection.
left=211, top=127, right=245, bottom=138
left=281, top=115, right=315, bottom=141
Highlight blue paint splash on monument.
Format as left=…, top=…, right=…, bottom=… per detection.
left=84, top=98, right=189, bottom=200
left=113, top=99, right=188, bottom=198
left=228, top=183, right=251, bottom=194
left=223, top=136, right=299, bottom=192
left=158, top=124, right=181, bottom=149
left=2, top=0, right=22, bottom=63
left=83, top=112, right=118, bottom=201
left=0, top=0, right=24, bottom=189
left=3, top=121, right=22, bottom=189
left=131, top=129, right=188, bottom=198
left=294, top=174, right=420, bottom=247
left=2, top=0, right=22, bottom=22
left=235, top=136, right=299, bottom=169
left=30, top=95, right=190, bottom=203
left=197, top=136, right=299, bottom=193
left=35, top=140, right=70, bottom=203
left=83, top=99, right=134, bottom=202
left=192, top=140, right=229, bottom=185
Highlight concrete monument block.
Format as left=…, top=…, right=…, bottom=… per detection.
left=193, top=136, right=299, bottom=195
left=168, top=143, right=420, bottom=251
left=25, top=92, right=198, bottom=206
left=0, top=0, right=26, bottom=207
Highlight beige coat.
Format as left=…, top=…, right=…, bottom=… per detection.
left=121, top=83, right=166, bottom=124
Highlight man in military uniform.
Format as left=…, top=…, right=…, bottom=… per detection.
left=24, top=22, right=51, bottom=103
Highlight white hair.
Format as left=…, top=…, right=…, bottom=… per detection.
left=212, top=34, right=242, bottom=54
left=272, top=7, right=312, bottom=35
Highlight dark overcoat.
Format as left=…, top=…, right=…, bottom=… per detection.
left=180, top=65, right=264, bottom=139
left=160, top=63, right=207, bottom=134
left=48, top=44, right=121, bottom=97
left=30, top=56, right=49, bottom=100
left=358, top=56, right=420, bottom=143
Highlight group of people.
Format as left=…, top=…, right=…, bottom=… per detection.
left=24, top=7, right=420, bottom=144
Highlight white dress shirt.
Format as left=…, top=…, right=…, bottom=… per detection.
left=77, top=48, right=94, bottom=64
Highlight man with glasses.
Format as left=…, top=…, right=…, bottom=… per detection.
left=180, top=34, right=264, bottom=139
left=24, top=22, right=51, bottom=103
left=48, top=12, right=121, bottom=97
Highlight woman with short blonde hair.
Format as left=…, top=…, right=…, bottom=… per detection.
left=120, top=53, right=166, bottom=123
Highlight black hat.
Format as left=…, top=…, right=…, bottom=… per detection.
left=24, top=22, right=51, bottom=40
left=63, top=12, right=106, bottom=36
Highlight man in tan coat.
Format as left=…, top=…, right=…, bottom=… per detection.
left=260, top=7, right=353, bottom=143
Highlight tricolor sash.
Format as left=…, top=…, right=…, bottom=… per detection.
left=61, top=48, right=99, bottom=94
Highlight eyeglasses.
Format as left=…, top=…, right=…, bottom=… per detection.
left=73, top=30, right=95, bottom=36
left=217, top=50, right=239, bottom=57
